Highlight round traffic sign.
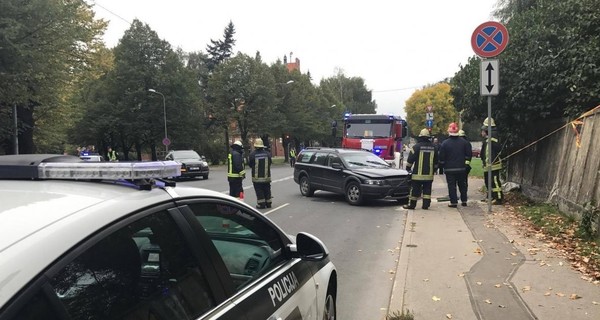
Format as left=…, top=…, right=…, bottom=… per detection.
left=471, top=21, right=509, bottom=58
left=162, top=137, right=171, bottom=146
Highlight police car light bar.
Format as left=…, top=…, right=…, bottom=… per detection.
left=0, top=154, right=181, bottom=180
left=38, top=161, right=181, bottom=180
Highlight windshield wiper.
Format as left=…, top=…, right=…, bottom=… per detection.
left=347, top=161, right=367, bottom=166
left=366, top=160, right=389, bottom=167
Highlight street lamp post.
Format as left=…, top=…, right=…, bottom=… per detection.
left=148, top=89, right=168, bottom=153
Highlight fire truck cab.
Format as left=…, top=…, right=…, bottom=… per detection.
left=341, top=113, right=408, bottom=168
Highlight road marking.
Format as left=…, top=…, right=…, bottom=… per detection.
left=263, top=203, right=289, bottom=216
left=220, top=175, right=293, bottom=194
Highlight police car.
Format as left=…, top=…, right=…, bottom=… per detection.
left=0, top=154, right=336, bottom=320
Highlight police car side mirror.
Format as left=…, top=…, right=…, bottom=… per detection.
left=289, top=232, right=329, bottom=261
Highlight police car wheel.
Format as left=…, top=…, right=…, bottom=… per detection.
left=299, top=176, right=314, bottom=197
left=345, top=181, right=363, bottom=205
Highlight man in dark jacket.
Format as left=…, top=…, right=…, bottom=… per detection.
left=403, top=128, right=438, bottom=210
left=227, top=141, right=246, bottom=199
left=480, top=117, right=504, bottom=204
left=439, top=123, right=472, bottom=208
left=249, top=138, right=273, bottom=209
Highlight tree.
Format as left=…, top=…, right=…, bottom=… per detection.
left=204, top=21, right=236, bottom=73
left=319, top=70, right=377, bottom=114
left=404, top=82, right=457, bottom=137
left=207, top=53, right=277, bottom=152
left=451, top=0, right=600, bottom=146
left=0, top=0, right=106, bottom=154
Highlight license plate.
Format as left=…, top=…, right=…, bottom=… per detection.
left=189, top=167, right=199, bottom=170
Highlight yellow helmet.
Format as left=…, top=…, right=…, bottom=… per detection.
left=458, top=129, right=466, bottom=137
left=253, top=138, right=265, bottom=148
left=482, top=117, right=496, bottom=127
left=418, top=128, right=430, bottom=137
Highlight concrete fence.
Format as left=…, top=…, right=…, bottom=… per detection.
left=505, top=107, right=600, bottom=233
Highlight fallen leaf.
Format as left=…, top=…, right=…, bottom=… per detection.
left=556, top=292, right=565, bottom=297
left=494, top=284, right=502, bottom=288
left=592, top=301, right=599, bottom=305
left=389, top=270, right=396, bottom=274
left=446, top=314, right=452, bottom=319
left=485, top=299, right=492, bottom=304
left=522, top=286, right=531, bottom=292
left=449, top=256, right=455, bottom=259
left=499, top=305, right=506, bottom=308
left=570, top=294, right=581, bottom=300
left=510, top=252, right=518, bottom=256
left=476, top=282, right=483, bottom=286
left=544, top=292, right=551, bottom=296
left=423, top=278, right=430, bottom=282
left=559, top=261, right=564, bottom=266
left=474, top=248, right=483, bottom=255
left=432, top=296, right=441, bottom=302
left=458, top=273, right=465, bottom=277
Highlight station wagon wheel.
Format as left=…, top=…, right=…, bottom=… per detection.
left=345, top=181, right=363, bottom=205
left=300, top=176, right=314, bottom=197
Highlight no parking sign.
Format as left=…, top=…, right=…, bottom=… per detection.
left=471, top=21, right=509, bottom=58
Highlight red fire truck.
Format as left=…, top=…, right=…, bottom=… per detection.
left=341, top=113, right=408, bottom=167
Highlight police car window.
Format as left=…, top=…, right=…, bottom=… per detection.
left=188, top=203, right=285, bottom=290
left=312, top=152, right=328, bottom=166
left=44, top=210, right=215, bottom=320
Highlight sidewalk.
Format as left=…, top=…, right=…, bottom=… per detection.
left=388, top=175, right=600, bottom=319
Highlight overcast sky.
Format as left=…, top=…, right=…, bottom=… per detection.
left=88, top=0, right=499, bottom=118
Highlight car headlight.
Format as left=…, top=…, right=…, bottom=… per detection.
left=365, top=179, right=385, bottom=185
left=201, top=161, right=208, bottom=166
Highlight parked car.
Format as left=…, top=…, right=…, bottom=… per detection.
left=472, top=147, right=481, bottom=158
left=0, top=154, right=336, bottom=320
left=165, top=149, right=209, bottom=179
left=293, top=147, right=411, bottom=205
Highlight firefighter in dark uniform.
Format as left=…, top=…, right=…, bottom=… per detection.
left=249, top=138, right=273, bottom=209
left=480, top=117, right=504, bottom=204
left=403, top=128, right=438, bottom=210
left=227, top=140, right=246, bottom=199
left=439, top=123, right=472, bottom=208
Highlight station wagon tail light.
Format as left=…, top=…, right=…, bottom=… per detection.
left=37, top=161, right=181, bottom=180
left=365, top=179, right=385, bottom=186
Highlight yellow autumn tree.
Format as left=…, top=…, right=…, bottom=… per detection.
left=404, top=82, right=458, bottom=137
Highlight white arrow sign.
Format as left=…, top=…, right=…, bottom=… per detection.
left=480, top=59, right=499, bottom=96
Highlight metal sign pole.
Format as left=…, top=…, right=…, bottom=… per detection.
left=487, top=96, right=492, bottom=214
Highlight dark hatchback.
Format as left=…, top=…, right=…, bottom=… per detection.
left=165, top=150, right=209, bottom=179
left=293, top=148, right=411, bottom=205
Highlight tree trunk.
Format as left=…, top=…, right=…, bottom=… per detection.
left=19, top=102, right=35, bottom=154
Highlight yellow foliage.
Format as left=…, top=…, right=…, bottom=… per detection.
left=404, top=82, right=459, bottom=137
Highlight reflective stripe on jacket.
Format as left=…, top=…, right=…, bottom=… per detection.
left=249, top=149, right=272, bottom=183
left=227, top=150, right=246, bottom=178
left=405, top=139, right=437, bottom=181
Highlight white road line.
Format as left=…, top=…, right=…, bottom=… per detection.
left=220, top=175, right=293, bottom=194
left=263, top=203, right=290, bottom=216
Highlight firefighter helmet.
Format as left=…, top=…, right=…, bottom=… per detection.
left=231, top=140, right=243, bottom=148
left=418, top=128, right=430, bottom=137
left=253, top=138, right=265, bottom=148
left=482, top=117, right=496, bottom=127
left=447, top=122, right=459, bottom=136
left=458, top=129, right=466, bottom=137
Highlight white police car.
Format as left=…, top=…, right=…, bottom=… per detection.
left=0, top=154, right=336, bottom=320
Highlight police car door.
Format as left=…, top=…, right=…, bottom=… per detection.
left=179, top=201, right=320, bottom=320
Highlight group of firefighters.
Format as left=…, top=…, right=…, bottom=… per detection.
left=403, top=117, right=504, bottom=210
left=226, top=117, right=503, bottom=210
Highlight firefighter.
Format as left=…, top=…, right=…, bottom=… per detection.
left=480, top=117, right=504, bottom=204
left=403, top=128, right=438, bottom=210
left=249, top=138, right=273, bottom=209
left=227, top=141, right=246, bottom=199
left=439, top=123, right=472, bottom=208
left=107, top=146, right=118, bottom=162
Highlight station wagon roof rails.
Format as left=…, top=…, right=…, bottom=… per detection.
left=0, top=154, right=181, bottom=190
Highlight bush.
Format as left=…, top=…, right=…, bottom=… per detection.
left=387, top=309, right=415, bottom=320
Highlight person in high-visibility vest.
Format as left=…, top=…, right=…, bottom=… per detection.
left=107, top=146, right=118, bottom=162
left=403, top=128, right=438, bottom=210
left=227, top=141, right=246, bottom=199
left=289, top=147, right=296, bottom=167
left=480, top=117, right=503, bottom=204
left=249, top=138, right=273, bottom=209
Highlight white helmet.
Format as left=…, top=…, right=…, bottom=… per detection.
left=253, top=138, right=265, bottom=148
left=231, top=141, right=243, bottom=147
left=482, top=117, right=496, bottom=127
left=418, top=128, right=430, bottom=137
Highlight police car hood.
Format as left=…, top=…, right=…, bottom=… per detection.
left=351, top=167, right=409, bottom=178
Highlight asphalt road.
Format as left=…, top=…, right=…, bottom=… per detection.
left=179, top=163, right=407, bottom=320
